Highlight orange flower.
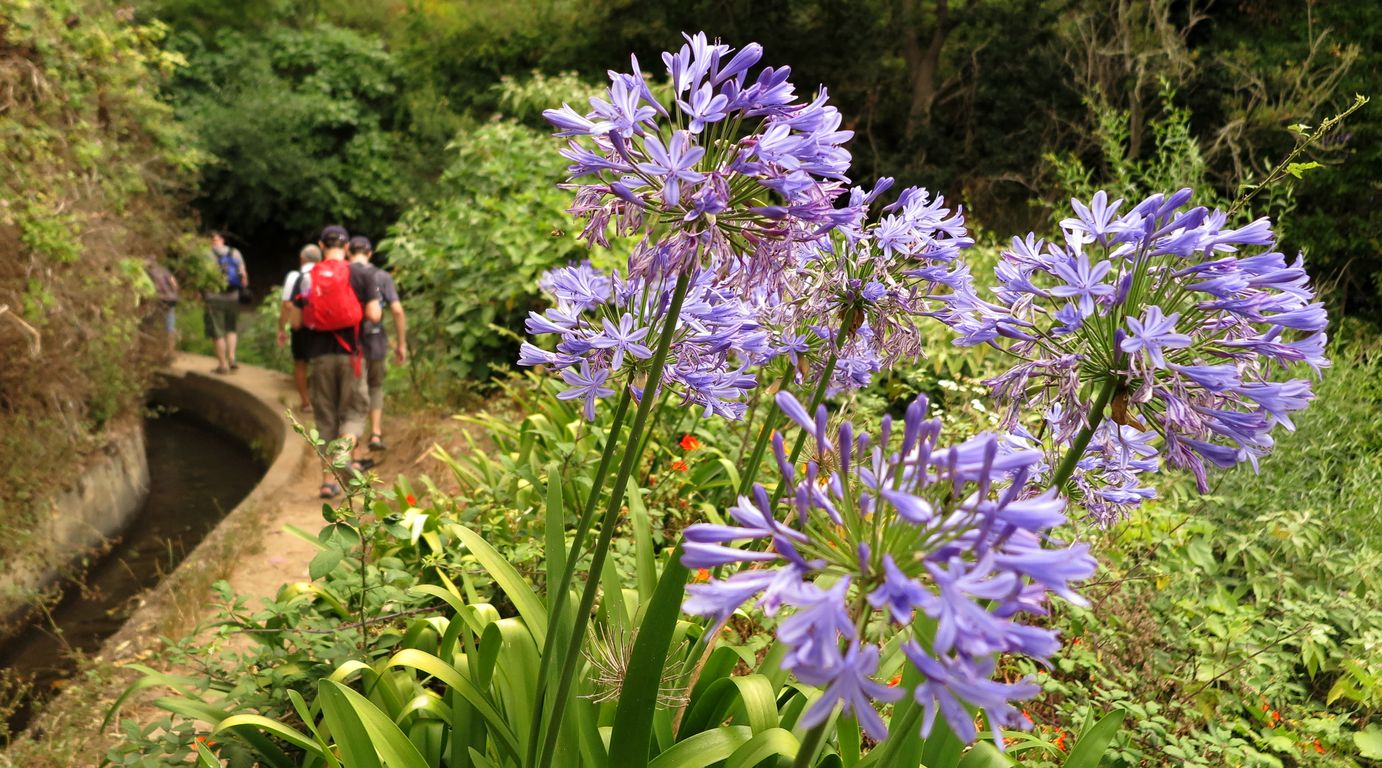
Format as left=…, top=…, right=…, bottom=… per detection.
left=693, top=568, right=710, bottom=583
left=1022, top=710, right=1034, bottom=725
left=195, top=735, right=218, bottom=747
left=1054, top=729, right=1068, bottom=751
left=648, top=474, right=657, bottom=486
left=405, top=493, right=418, bottom=506
left=1313, top=740, right=1324, bottom=754
left=680, top=434, right=701, bottom=451
left=888, top=673, right=902, bottom=687
left=1270, top=709, right=1281, bottom=724
left=671, top=460, right=689, bottom=472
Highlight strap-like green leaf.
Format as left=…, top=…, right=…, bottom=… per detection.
left=1061, top=709, right=1125, bottom=768
left=724, top=727, right=801, bottom=768
left=214, top=714, right=323, bottom=756
left=609, top=548, right=691, bottom=766
left=385, top=648, right=522, bottom=763
left=957, top=742, right=1016, bottom=768
left=647, top=726, right=754, bottom=768
left=454, top=525, right=547, bottom=641
left=626, top=479, right=658, bottom=601
left=320, top=680, right=430, bottom=768
left=679, top=675, right=780, bottom=740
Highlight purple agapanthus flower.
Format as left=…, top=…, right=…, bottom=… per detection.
left=943, top=189, right=1328, bottom=506
left=680, top=392, right=1095, bottom=746
left=522, top=260, right=768, bottom=420
left=542, top=31, right=857, bottom=284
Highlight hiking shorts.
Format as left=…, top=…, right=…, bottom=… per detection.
left=309, top=354, right=367, bottom=444
left=366, top=356, right=387, bottom=411
left=290, top=328, right=310, bottom=362
left=203, top=296, right=239, bottom=339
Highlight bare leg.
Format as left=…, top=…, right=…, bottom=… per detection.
left=370, top=408, right=383, bottom=440
left=226, top=331, right=239, bottom=366
left=213, top=336, right=229, bottom=370
left=294, top=361, right=311, bottom=408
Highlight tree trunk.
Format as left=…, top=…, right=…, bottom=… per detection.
left=902, top=0, right=950, bottom=138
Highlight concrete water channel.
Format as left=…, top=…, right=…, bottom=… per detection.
left=0, top=409, right=261, bottom=732
left=0, top=357, right=303, bottom=739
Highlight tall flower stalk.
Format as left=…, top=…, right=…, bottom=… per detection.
left=527, top=32, right=871, bottom=768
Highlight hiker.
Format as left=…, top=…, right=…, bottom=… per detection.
left=289, top=225, right=382, bottom=499
left=206, top=231, right=249, bottom=374
left=146, top=260, right=180, bottom=357
left=277, top=243, right=322, bottom=412
left=348, top=236, right=408, bottom=452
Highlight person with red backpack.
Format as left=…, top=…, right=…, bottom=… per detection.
left=289, top=224, right=382, bottom=499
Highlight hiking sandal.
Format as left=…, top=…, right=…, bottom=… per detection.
left=213, top=365, right=229, bottom=375
left=350, top=458, right=376, bottom=473
left=229, top=359, right=240, bottom=370
left=368, top=433, right=386, bottom=451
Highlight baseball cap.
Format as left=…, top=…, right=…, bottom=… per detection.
left=319, top=224, right=349, bottom=246
left=348, top=235, right=372, bottom=254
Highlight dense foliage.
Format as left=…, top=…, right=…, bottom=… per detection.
left=0, top=0, right=197, bottom=549
left=382, top=74, right=614, bottom=389
left=160, top=20, right=415, bottom=258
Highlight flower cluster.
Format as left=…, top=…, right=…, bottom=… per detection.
left=752, top=182, right=978, bottom=393
left=681, top=392, right=1096, bottom=743
left=521, top=261, right=768, bottom=420
left=945, top=189, right=1327, bottom=508
left=543, top=32, right=856, bottom=282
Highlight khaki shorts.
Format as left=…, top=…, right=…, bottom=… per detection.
left=202, top=296, right=239, bottom=339
left=366, top=356, right=387, bottom=411
left=309, top=354, right=368, bottom=444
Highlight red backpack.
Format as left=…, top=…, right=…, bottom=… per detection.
left=302, top=261, right=363, bottom=332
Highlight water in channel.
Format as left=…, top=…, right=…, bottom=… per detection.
left=0, top=409, right=263, bottom=735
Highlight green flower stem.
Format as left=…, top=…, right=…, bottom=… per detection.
left=793, top=718, right=832, bottom=768
left=737, top=363, right=797, bottom=497
left=526, top=383, right=632, bottom=764
left=536, top=268, right=694, bottom=768
left=856, top=703, right=921, bottom=768
left=1047, top=375, right=1119, bottom=492
left=770, top=338, right=845, bottom=508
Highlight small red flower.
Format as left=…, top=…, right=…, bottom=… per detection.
left=888, top=673, right=902, bottom=687
left=1054, top=729, right=1068, bottom=752
left=671, top=460, right=689, bottom=472
left=1022, top=710, right=1034, bottom=725
left=648, top=474, right=657, bottom=486
left=1270, top=709, right=1281, bottom=724
left=680, top=434, right=701, bottom=451
left=405, top=493, right=418, bottom=506
left=1313, top=740, right=1324, bottom=754
left=693, top=568, right=710, bottom=583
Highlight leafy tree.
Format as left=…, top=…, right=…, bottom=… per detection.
left=382, top=74, right=612, bottom=393
left=164, top=23, right=414, bottom=257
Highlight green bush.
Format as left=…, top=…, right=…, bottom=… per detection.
left=1021, top=336, right=1382, bottom=767
left=382, top=74, right=617, bottom=395
left=0, top=0, right=198, bottom=550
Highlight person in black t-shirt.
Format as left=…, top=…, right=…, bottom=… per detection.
left=289, top=225, right=382, bottom=499
left=348, top=235, right=408, bottom=451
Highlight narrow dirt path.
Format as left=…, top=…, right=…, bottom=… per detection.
left=169, top=354, right=326, bottom=606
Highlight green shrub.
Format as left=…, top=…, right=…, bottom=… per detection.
left=381, top=74, right=618, bottom=395
left=1023, top=336, right=1382, bottom=767
left=0, top=0, right=198, bottom=550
